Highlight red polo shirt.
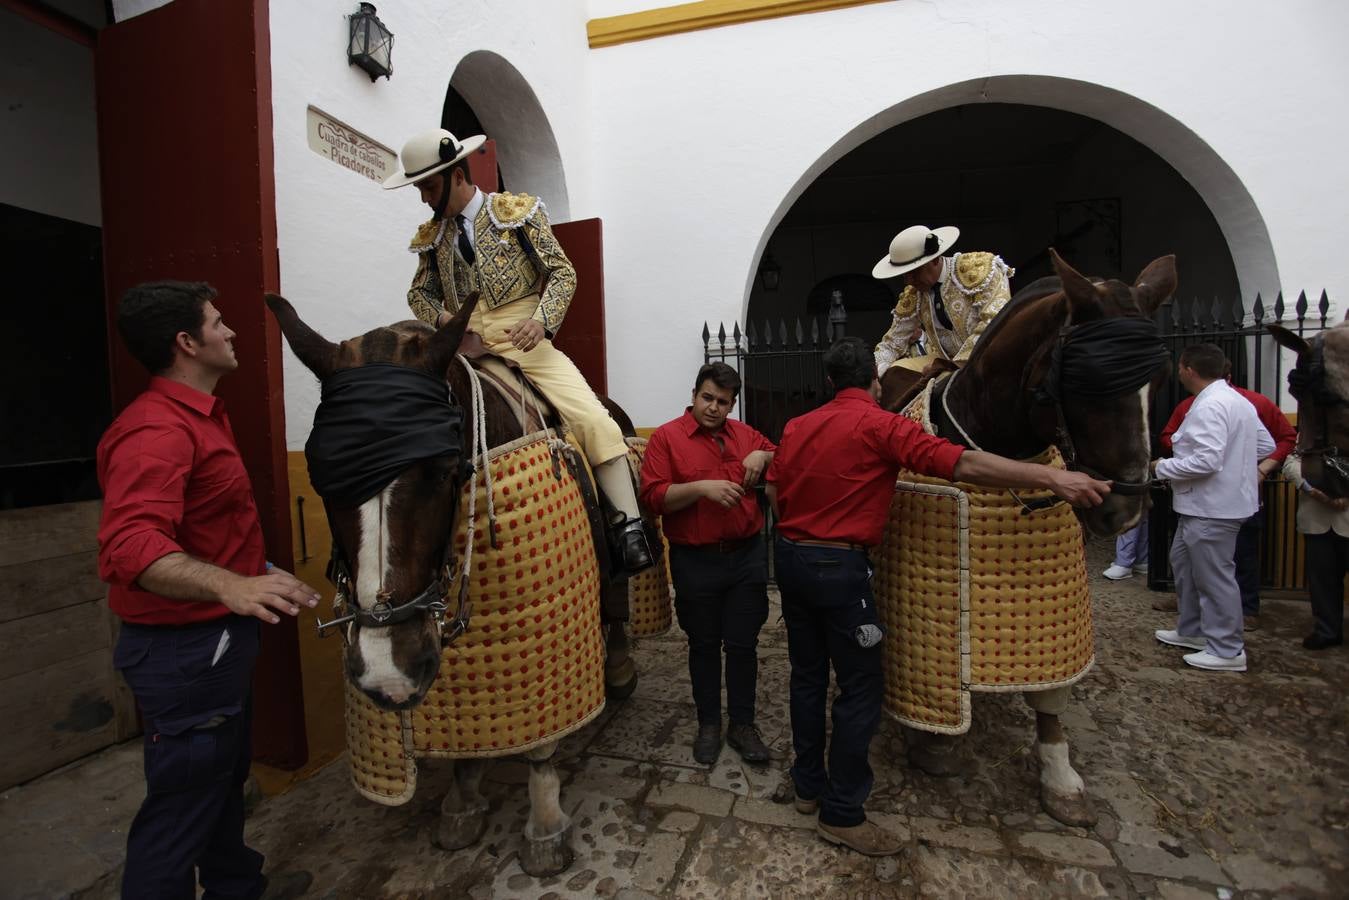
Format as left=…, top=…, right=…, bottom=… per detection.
left=767, top=387, right=965, bottom=546
left=97, top=377, right=267, bottom=625
left=640, top=410, right=776, bottom=545
left=1160, top=384, right=1297, bottom=460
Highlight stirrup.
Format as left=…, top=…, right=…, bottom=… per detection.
left=608, top=517, right=655, bottom=578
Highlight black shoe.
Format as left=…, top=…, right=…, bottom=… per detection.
left=259, top=871, right=314, bottom=900
left=1303, top=633, right=1344, bottom=650
left=692, top=722, right=721, bottom=765
left=727, top=722, right=770, bottom=764
left=612, top=517, right=655, bottom=575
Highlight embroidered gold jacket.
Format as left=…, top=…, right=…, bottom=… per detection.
left=406, top=191, right=578, bottom=334
left=874, top=252, right=1013, bottom=372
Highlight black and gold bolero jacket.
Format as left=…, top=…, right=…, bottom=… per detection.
left=406, top=191, right=578, bottom=334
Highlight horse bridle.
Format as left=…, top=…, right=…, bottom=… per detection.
left=938, top=319, right=1157, bottom=514
left=315, top=491, right=472, bottom=646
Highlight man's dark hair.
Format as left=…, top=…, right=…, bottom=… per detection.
left=450, top=158, right=473, bottom=185
left=1178, top=342, right=1227, bottom=381
left=117, top=281, right=217, bottom=374
left=824, top=336, right=877, bottom=390
left=693, top=362, right=741, bottom=398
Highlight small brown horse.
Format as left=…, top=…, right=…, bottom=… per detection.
left=1269, top=319, right=1349, bottom=498
left=893, top=249, right=1176, bottom=825
left=267, top=291, right=636, bottom=875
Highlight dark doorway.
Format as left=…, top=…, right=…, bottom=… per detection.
left=747, top=103, right=1240, bottom=344
left=0, top=203, right=108, bottom=509
left=442, top=85, right=506, bottom=192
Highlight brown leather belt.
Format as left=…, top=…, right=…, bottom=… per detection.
left=791, top=538, right=868, bottom=551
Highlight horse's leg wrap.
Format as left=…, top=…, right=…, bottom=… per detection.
left=604, top=615, right=638, bottom=700
left=436, top=760, right=490, bottom=851
left=520, top=741, right=574, bottom=876
left=1025, top=689, right=1096, bottom=827
left=905, top=727, right=967, bottom=778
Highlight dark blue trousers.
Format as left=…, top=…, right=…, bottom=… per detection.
left=669, top=535, right=770, bottom=726
left=775, top=537, right=883, bottom=828
left=114, top=615, right=264, bottom=900
left=1235, top=507, right=1264, bottom=615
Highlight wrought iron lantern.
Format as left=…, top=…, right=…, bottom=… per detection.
left=758, top=246, right=781, bottom=292
left=348, top=3, right=393, bottom=82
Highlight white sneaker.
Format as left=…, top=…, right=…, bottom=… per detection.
left=1183, top=650, right=1247, bottom=672
left=1133, top=563, right=1149, bottom=575
left=1155, top=630, right=1206, bottom=650
left=1103, top=564, right=1133, bottom=580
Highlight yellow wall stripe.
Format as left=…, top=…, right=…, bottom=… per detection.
left=587, top=0, right=892, bottom=49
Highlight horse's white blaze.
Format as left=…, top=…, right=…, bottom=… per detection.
left=1135, top=385, right=1151, bottom=481
left=1038, top=741, right=1086, bottom=796
left=353, top=484, right=416, bottom=703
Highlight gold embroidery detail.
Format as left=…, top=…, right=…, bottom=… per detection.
left=408, top=218, right=446, bottom=254
left=954, top=251, right=995, bottom=290
left=488, top=192, right=541, bottom=229
left=894, top=286, right=919, bottom=317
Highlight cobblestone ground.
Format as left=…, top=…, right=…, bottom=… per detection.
left=10, top=540, right=1347, bottom=899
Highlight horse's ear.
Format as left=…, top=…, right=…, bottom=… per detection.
left=1131, top=255, right=1178, bottom=316
left=426, top=291, right=482, bottom=377
left=266, top=292, right=338, bottom=380
left=1049, top=248, right=1101, bottom=316
left=1267, top=323, right=1311, bottom=356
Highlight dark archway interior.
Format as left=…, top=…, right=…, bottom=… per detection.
left=441, top=85, right=506, bottom=192
left=747, top=103, right=1240, bottom=345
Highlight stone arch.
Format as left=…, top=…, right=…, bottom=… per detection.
left=747, top=75, right=1278, bottom=318
left=447, top=50, right=570, bottom=219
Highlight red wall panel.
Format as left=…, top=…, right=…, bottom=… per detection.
left=551, top=218, right=607, bottom=395
left=96, top=0, right=306, bottom=767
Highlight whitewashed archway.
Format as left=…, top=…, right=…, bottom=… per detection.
left=448, top=50, right=570, bottom=220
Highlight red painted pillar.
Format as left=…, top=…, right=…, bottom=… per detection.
left=96, top=0, right=306, bottom=768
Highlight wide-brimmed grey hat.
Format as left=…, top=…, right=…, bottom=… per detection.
left=872, top=224, right=960, bottom=279
left=382, top=128, right=486, bottom=190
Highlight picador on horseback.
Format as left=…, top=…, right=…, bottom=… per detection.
left=384, top=127, right=655, bottom=578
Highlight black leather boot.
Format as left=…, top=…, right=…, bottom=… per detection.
left=610, top=517, right=655, bottom=576
left=692, top=722, right=721, bottom=765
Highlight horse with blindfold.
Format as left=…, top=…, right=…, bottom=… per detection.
left=1268, top=318, right=1349, bottom=499
left=267, top=291, right=651, bottom=876
left=875, top=249, right=1176, bottom=827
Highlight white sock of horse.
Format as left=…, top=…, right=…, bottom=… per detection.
left=593, top=456, right=641, bottom=520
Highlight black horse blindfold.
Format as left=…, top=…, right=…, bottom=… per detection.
left=1042, top=317, right=1170, bottom=402
left=306, top=364, right=464, bottom=508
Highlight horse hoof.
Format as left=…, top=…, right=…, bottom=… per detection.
left=605, top=659, right=638, bottom=700
left=435, top=799, right=489, bottom=851
left=907, top=743, right=965, bottom=778
left=520, top=823, right=574, bottom=877
left=1041, top=790, right=1098, bottom=828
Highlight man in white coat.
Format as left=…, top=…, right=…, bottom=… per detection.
left=1282, top=454, right=1348, bottom=650
left=1152, top=343, right=1274, bottom=672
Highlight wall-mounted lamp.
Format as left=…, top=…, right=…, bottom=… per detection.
left=758, top=246, right=781, bottom=292
left=348, top=3, right=394, bottom=82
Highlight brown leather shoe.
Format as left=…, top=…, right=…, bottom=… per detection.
left=692, top=722, right=721, bottom=765
left=1243, top=613, right=1260, bottom=632
left=816, top=819, right=905, bottom=856
left=1151, top=595, right=1178, bottom=612
left=770, top=771, right=818, bottom=814
left=726, top=722, right=770, bottom=764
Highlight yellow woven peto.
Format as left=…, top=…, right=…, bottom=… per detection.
left=345, top=429, right=607, bottom=805
left=873, top=381, right=1095, bottom=734
left=624, top=437, right=673, bottom=637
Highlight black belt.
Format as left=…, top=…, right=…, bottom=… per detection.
left=682, top=536, right=759, bottom=554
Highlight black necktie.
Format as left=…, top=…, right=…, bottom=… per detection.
left=931, top=286, right=953, bottom=330
left=455, top=214, right=475, bottom=266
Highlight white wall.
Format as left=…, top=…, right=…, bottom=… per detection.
left=269, top=0, right=1349, bottom=438
left=269, top=0, right=596, bottom=448
left=0, top=7, right=100, bottom=226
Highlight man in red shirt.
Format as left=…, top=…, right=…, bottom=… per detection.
left=1156, top=363, right=1297, bottom=626
left=765, top=337, right=1110, bottom=856
left=98, top=281, right=319, bottom=899
left=640, top=363, right=777, bottom=765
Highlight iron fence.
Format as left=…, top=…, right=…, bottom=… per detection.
left=702, top=289, right=1338, bottom=593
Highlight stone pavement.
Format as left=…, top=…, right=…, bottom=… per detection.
left=4, top=540, right=1346, bottom=898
